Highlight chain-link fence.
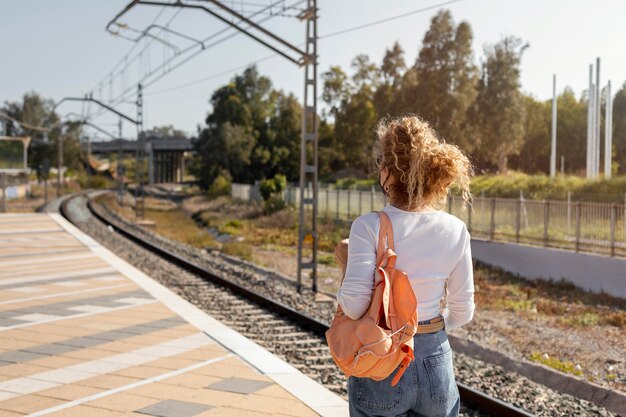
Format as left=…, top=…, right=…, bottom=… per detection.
left=232, top=182, right=626, bottom=258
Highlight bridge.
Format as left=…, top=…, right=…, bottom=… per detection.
left=87, top=136, right=193, bottom=184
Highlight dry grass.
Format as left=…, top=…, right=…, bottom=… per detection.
left=473, top=260, right=626, bottom=329
left=101, top=194, right=217, bottom=249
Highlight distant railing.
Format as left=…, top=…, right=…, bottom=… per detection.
left=232, top=182, right=626, bottom=258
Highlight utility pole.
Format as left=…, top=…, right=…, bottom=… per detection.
left=297, top=0, right=319, bottom=293
left=550, top=74, right=557, bottom=178
left=118, top=117, right=124, bottom=203
left=135, top=83, right=145, bottom=219
left=605, top=80, right=613, bottom=179
left=595, top=57, right=601, bottom=178
left=586, top=64, right=593, bottom=179
left=57, top=129, right=63, bottom=197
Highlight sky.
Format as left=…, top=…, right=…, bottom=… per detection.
left=1, top=0, right=625, bottom=139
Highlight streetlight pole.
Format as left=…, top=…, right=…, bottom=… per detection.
left=57, top=128, right=63, bottom=197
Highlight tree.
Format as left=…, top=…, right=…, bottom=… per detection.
left=613, top=82, right=626, bottom=174
left=373, top=42, right=406, bottom=118
left=555, top=88, right=587, bottom=174
left=412, top=10, right=478, bottom=150
left=194, top=66, right=303, bottom=188
left=511, top=94, right=550, bottom=173
left=2, top=92, right=84, bottom=175
left=268, top=92, right=302, bottom=181
left=351, top=54, right=379, bottom=91
left=334, top=85, right=378, bottom=175
left=472, top=36, right=528, bottom=173
left=321, top=66, right=350, bottom=119
left=144, top=125, right=187, bottom=139
left=322, top=58, right=379, bottom=177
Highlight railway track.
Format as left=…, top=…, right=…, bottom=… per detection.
left=59, top=190, right=539, bottom=417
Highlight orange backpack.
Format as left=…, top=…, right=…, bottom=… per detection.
left=326, top=211, right=418, bottom=386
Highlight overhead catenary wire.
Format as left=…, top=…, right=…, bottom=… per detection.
left=145, top=0, right=465, bottom=96
left=88, top=0, right=305, bottom=122
left=320, top=0, right=462, bottom=39
left=87, top=8, right=182, bottom=120
left=87, top=0, right=301, bottom=121
left=88, top=6, right=169, bottom=95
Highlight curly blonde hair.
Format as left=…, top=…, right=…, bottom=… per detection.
left=376, top=115, right=474, bottom=213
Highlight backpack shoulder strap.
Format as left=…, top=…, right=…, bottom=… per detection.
left=376, top=211, right=395, bottom=265
left=378, top=211, right=395, bottom=250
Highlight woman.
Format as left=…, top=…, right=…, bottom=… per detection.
left=336, top=115, right=475, bottom=417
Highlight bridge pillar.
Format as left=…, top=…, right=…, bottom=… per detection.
left=151, top=150, right=185, bottom=184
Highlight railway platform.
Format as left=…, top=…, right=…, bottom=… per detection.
left=0, top=213, right=348, bottom=417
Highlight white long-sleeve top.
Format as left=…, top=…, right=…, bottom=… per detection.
left=336, top=205, right=475, bottom=331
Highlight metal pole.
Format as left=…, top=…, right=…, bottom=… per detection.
left=550, top=74, right=557, bottom=178
left=605, top=81, right=612, bottom=178
left=595, top=58, right=601, bottom=178
left=575, top=202, right=581, bottom=252
left=590, top=83, right=596, bottom=178
left=567, top=191, right=571, bottom=236
left=335, top=188, right=339, bottom=220
left=586, top=65, right=593, bottom=179
left=610, top=203, right=616, bottom=257
left=325, top=185, right=329, bottom=218
left=1, top=173, right=6, bottom=213
left=370, top=185, right=374, bottom=212
left=118, top=117, right=124, bottom=204
left=57, top=130, right=63, bottom=198
left=296, top=0, right=318, bottom=293
left=358, top=190, right=362, bottom=215
left=467, top=197, right=473, bottom=233
left=347, top=189, right=351, bottom=218
left=490, top=198, right=496, bottom=240
left=135, top=83, right=145, bottom=219
left=515, top=197, right=521, bottom=243
left=543, top=200, right=550, bottom=246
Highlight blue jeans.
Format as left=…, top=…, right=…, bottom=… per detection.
left=347, top=329, right=460, bottom=417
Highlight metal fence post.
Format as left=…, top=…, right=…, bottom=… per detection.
left=515, top=197, right=521, bottom=243
left=543, top=200, right=550, bottom=246
left=347, top=189, right=351, bottom=219
left=567, top=191, right=572, bottom=236
left=610, top=203, right=616, bottom=257
left=325, top=185, right=329, bottom=217
left=335, top=189, right=339, bottom=220
left=490, top=198, right=496, bottom=240
left=575, top=201, right=581, bottom=252
left=447, top=192, right=452, bottom=214
left=358, top=190, right=362, bottom=215
left=467, top=197, right=473, bottom=233
left=370, top=185, right=375, bottom=212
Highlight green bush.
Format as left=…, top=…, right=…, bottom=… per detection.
left=335, top=177, right=376, bottom=190
left=76, top=174, right=112, bottom=189
left=469, top=171, right=626, bottom=202
left=208, top=175, right=231, bottom=198
left=263, top=196, right=287, bottom=214
left=259, top=174, right=287, bottom=201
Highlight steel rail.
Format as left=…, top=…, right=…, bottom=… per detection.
left=59, top=191, right=536, bottom=417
